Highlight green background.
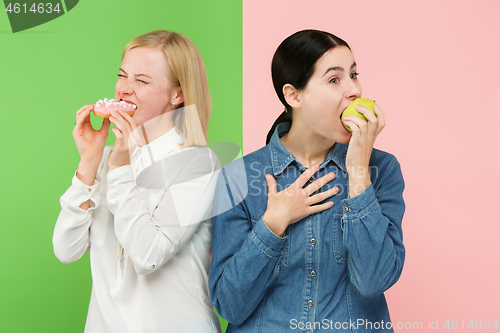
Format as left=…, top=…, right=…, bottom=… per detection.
left=0, top=0, right=241, bottom=331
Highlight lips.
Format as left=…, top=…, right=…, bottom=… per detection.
left=120, top=99, right=137, bottom=109
left=340, top=105, right=349, bottom=120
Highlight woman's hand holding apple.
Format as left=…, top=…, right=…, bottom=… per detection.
left=342, top=102, right=385, bottom=198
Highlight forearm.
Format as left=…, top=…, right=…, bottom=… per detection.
left=107, top=164, right=212, bottom=275
left=342, top=182, right=405, bottom=297
left=53, top=173, right=101, bottom=263
left=347, top=165, right=371, bottom=198
left=210, top=217, right=286, bottom=325
left=343, top=197, right=404, bottom=296
left=77, top=157, right=101, bottom=210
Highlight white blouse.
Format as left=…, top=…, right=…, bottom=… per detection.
left=53, top=127, right=222, bottom=333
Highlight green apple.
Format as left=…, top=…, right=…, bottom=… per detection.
left=341, top=98, right=376, bottom=132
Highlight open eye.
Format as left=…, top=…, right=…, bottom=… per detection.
left=350, top=72, right=359, bottom=80
left=329, top=77, right=339, bottom=84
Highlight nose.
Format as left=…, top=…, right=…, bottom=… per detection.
left=345, top=77, right=361, bottom=100
left=117, top=79, right=133, bottom=96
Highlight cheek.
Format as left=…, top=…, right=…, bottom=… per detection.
left=114, top=82, right=120, bottom=99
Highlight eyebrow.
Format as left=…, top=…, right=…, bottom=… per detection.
left=119, top=68, right=152, bottom=79
left=322, top=62, right=357, bottom=77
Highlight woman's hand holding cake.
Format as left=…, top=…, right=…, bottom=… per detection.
left=108, top=109, right=138, bottom=171
left=73, top=104, right=111, bottom=187
left=72, top=97, right=139, bottom=180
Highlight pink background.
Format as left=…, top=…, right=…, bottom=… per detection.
left=243, top=0, right=500, bottom=329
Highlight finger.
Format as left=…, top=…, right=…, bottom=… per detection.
left=76, top=104, right=93, bottom=119
left=110, top=111, right=132, bottom=135
left=296, top=163, right=320, bottom=188
left=357, top=105, right=379, bottom=138
left=307, top=201, right=334, bottom=214
left=100, top=118, right=111, bottom=133
left=355, top=104, right=377, bottom=123
left=76, top=105, right=92, bottom=121
left=74, top=107, right=92, bottom=131
left=109, top=114, right=126, bottom=132
left=308, top=186, right=339, bottom=205
left=343, top=118, right=363, bottom=135
left=373, top=104, right=386, bottom=136
left=265, top=174, right=277, bottom=195
left=118, top=110, right=138, bottom=131
left=111, top=127, right=123, bottom=140
left=305, top=172, right=335, bottom=196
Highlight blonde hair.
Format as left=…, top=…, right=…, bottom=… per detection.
left=123, top=30, right=210, bottom=148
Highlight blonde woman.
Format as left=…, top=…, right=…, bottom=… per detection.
left=53, top=30, right=221, bottom=333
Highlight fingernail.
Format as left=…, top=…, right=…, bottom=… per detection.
left=265, top=175, right=271, bottom=181
left=329, top=201, right=334, bottom=206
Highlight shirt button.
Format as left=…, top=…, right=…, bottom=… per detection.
left=88, top=188, right=92, bottom=193
left=151, top=264, right=156, bottom=269
left=343, top=206, right=349, bottom=213
left=307, top=300, right=313, bottom=307
left=310, top=270, right=316, bottom=277
left=305, top=331, right=310, bottom=333
left=310, top=238, right=316, bottom=245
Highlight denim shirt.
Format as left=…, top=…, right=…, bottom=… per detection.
left=209, top=122, right=405, bottom=333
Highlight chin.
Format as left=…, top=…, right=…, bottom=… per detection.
left=331, top=123, right=352, bottom=144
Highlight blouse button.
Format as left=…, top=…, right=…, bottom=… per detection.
left=310, top=270, right=316, bottom=277
left=88, top=188, right=92, bottom=193
left=343, top=206, right=349, bottom=213
left=151, top=264, right=156, bottom=269
left=307, top=300, right=313, bottom=307
left=310, top=238, right=316, bottom=245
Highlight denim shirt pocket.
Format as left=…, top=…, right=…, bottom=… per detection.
left=251, top=219, right=290, bottom=270
left=333, top=214, right=347, bottom=264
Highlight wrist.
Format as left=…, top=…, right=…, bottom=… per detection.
left=262, top=210, right=287, bottom=238
left=108, top=162, right=128, bottom=172
left=77, top=160, right=100, bottom=186
left=348, top=176, right=371, bottom=198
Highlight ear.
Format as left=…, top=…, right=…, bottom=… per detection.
left=283, top=84, right=301, bottom=109
left=171, top=86, right=184, bottom=105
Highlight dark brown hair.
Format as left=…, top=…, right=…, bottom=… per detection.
left=266, top=30, right=350, bottom=144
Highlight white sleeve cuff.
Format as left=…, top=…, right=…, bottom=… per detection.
left=60, top=171, right=102, bottom=210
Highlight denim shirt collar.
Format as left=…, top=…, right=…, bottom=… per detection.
left=269, top=122, right=348, bottom=176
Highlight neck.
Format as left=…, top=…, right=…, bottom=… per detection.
left=138, top=111, right=175, bottom=147
left=280, top=121, right=335, bottom=169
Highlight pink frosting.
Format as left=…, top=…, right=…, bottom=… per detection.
left=94, top=98, right=136, bottom=114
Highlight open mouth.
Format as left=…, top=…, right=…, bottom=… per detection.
left=339, top=105, right=348, bottom=121
left=120, top=99, right=137, bottom=110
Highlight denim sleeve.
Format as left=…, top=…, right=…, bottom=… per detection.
left=209, top=169, right=287, bottom=325
left=340, top=157, right=405, bottom=297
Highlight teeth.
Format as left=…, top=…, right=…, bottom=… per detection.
left=95, top=98, right=136, bottom=110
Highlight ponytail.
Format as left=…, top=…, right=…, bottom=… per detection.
left=265, top=109, right=292, bottom=145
